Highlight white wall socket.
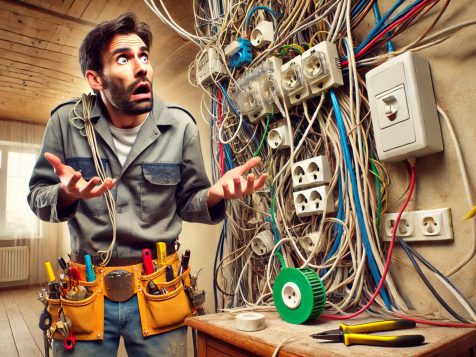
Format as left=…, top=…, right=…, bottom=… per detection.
left=301, top=41, right=343, bottom=95
left=250, top=20, right=274, bottom=48
left=292, top=155, right=332, bottom=189
left=267, top=123, right=290, bottom=150
left=366, top=52, right=443, bottom=162
left=298, top=232, right=322, bottom=253
left=293, top=185, right=335, bottom=218
left=251, top=230, right=275, bottom=256
left=381, top=208, right=453, bottom=242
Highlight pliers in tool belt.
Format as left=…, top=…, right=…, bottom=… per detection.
left=311, top=319, right=425, bottom=347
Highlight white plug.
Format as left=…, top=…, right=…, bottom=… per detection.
left=250, top=21, right=274, bottom=48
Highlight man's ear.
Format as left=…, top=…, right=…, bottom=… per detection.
left=85, top=70, right=103, bottom=91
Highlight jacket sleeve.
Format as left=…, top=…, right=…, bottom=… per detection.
left=176, top=122, right=225, bottom=224
left=27, top=111, right=78, bottom=222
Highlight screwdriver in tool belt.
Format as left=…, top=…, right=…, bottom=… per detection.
left=142, top=249, right=155, bottom=275
left=312, top=319, right=425, bottom=347
left=178, top=249, right=190, bottom=276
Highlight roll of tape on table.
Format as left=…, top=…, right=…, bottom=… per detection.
left=235, top=312, right=266, bottom=332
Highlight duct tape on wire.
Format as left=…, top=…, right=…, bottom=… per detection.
left=235, top=312, right=266, bottom=332
left=272, top=267, right=326, bottom=324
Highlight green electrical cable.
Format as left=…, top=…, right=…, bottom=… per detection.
left=253, top=113, right=272, bottom=157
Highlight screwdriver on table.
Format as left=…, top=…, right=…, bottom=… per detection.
left=312, top=319, right=425, bottom=347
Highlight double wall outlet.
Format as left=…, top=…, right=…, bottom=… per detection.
left=251, top=230, right=275, bottom=256
left=293, top=185, right=335, bottom=218
left=381, top=208, right=453, bottom=242
left=301, top=41, right=343, bottom=95
left=292, top=156, right=332, bottom=189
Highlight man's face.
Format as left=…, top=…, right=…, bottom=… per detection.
left=99, top=33, right=154, bottom=115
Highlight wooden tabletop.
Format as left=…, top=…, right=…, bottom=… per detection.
left=186, top=311, right=476, bottom=357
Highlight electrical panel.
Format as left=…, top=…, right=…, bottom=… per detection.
left=197, top=48, right=226, bottom=87
left=366, top=52, right=443, bottom=162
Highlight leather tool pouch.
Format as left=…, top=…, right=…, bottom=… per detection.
left=136, top=254, right=193, bottom=337
left=104, top=270, right=134, bottom=302
left=47, top=276, right=104, bottom=341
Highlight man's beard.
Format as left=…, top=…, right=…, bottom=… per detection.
left=102, top=76, right=153, bottom=115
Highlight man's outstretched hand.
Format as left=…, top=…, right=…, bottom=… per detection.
left=44, top=152, right=116, bottom=204
left=207, top=156, right=268, bottom=207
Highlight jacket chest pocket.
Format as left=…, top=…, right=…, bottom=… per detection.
left=65, top=157, right=108, bottom=216
left=140, top=163, right=181, bottom=222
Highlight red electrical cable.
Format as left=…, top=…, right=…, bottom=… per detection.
left=341, top=0, right=435, bottom=67
left=321, top=164, right=416, bottom=320
left=217, top=89, right=224, bottom=176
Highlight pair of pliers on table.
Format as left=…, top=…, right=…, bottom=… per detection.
left=311, top=319, right=425, bottom=347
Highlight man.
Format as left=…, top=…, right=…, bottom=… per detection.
left=28, top=12, right=266, bottom=356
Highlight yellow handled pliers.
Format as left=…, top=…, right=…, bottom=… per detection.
left=311, top=319, right=425, bottom=347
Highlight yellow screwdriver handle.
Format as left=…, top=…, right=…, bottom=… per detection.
left=340, top=319, right=416, bottom=333
left=44, top=261, right=56, bottom=283
left=344, top=333, right=425, bottom=347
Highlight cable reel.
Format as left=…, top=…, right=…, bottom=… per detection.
left=272, top=267, right=326, bottom=324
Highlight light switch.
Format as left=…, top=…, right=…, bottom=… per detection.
left=376, top=84, right=410, bottom=129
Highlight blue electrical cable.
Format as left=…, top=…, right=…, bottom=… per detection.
left=330, top=89, right=392, bottom=309
left=245, top=5, right=277, bottom=29
left=351, top=0, right=371, bottom=18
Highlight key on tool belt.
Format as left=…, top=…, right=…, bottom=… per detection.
left=312, top=319, right=425, bottom=347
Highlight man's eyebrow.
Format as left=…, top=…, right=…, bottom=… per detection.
left=110, top=46, right=149, bottom=57
left=111, top=47, right=131, bottom=57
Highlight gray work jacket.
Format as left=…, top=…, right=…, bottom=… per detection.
left=28, top=94, right=224, bottom=259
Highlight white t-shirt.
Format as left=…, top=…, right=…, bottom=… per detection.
left=109, top=120, right=145, bottom=166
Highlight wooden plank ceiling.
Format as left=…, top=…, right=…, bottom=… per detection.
left=0, top=0, right=197, bottom=124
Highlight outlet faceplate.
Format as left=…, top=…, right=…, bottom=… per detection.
left=293, top=185, right=334, bottom=218
left=267, top=124, right=290, bottom=150
left=381, top=208, right=453, bottom=242
left=292, top=156, right=332, bottom=189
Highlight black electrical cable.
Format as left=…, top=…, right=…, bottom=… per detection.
left=401, top=239, right=476, bottom=318
left=398, top=239, right=469, bottom=323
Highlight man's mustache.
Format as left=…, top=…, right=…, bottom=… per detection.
left=127, top=78, right=152, bottom=93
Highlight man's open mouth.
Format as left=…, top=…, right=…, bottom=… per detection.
left=131, top=82, right=152, bottom=100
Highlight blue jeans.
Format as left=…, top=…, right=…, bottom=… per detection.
left=53, top=295, right=187, bottom=356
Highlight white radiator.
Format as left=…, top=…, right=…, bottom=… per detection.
left=0, top=246, right=30, bottom=282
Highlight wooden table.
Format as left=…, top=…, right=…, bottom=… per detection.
left=186, top=312, right=476, bottom=356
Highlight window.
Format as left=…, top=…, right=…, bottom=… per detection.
left=0, top=143, right=40, bottom=238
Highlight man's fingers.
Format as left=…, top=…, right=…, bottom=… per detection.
left=66, top=172, right=83, bottom=192
left=233, top=177, right=243, bottom=197
left=253, top=173, right=268, bottom=191
left=79, top=177, right=101, bottom=196
left=222, top=182, right=232, bottom=198
left=44, top=152, right=64, bottom=173
left=243, top=174, right=255, bottom=194
left=238, top=156, right=262, bottom=175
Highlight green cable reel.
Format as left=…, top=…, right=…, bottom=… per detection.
left=273, top=267, right=326, bottom=324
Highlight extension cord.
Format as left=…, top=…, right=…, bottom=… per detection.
left=235, top=312, right=266, bottom=331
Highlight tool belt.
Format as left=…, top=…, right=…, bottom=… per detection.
left=46, top=252, right=192, bottom=341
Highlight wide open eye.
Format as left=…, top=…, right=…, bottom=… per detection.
left=116, top=56, right=128, bottom=65
left=139, top=54, right=149, bottom=63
